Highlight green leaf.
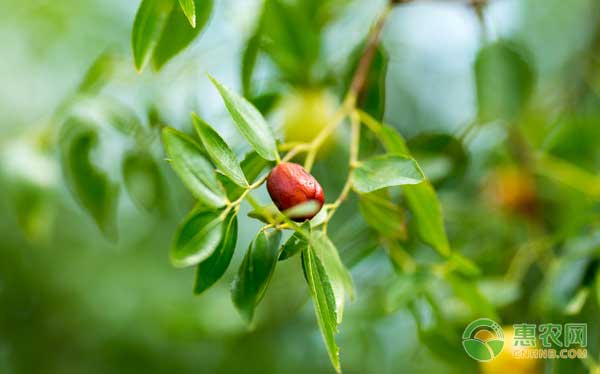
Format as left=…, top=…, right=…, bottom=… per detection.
left=232, top=229, right=282, bottom=322
left=310, top=231, right=354, bottom=324
left=403, top=182, right=450, bottom=256
left=352, top=154, right=425, bottom=193
left=347, top=45, right=387, bottom=121
left=220, top=151, right=275, bottom=201
left=194, top=210, right=238, bottom=294
left=475, top=40, right=535, bottom=122
left=162, top=127, right=226, bottom=208
left=279, top=222, right=310, bottom=260
left=171, top=208, right=224, bottom=268
left=358, top=113, right=451, bottom=256
left=59, top=118, right=119, bottom=240
left=302, top=246, right=340, bottom=373
left=385, top=273, right=418, bottom=313
left=208, top=76, right=279, bottom=161
left=178, top=0, right=196, bottom=27
left=192, top=114, right=248, bottom=187
left=131, top=0, right=174, bottom=71
left=122, top=150, right=165, bottom=213
left=596, top=271, right=600, bottom=309
left=247, top=203, right=281, bottom=224
left=446, top=273, right=498, bottom=320
left=241, top=31, right=261, bottom=97
left=77, top=51, right=115, bottom=94
left=152, top=0, right=213, bottom=70
left=379, top=125, right=409, bottom=154
left=358, top=190, right=406, bottom=240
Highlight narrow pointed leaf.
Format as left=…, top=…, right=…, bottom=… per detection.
left=359, top=190, right=406, bottom=240
left=232, top=229, right=282, bottom=322
left=302, top=246, right=341, bottom=373
left=403, top=182, right=450, bottom=256
left=122, top=150, right=165, bottom=213
left=131, top=0, right=174, bottom=71
left=178, top=0, right=196, bottom=27
left=279, top=222, right=310, bottom=260
left=209, top=76, right=278, bottom=161
left=192, top=114, right=248, bottom=187
left=475, top=40, right=535, bottom=122
left=194, top=210, right=238, bottom=293
left=59, top=118, right=119, bottom=240
left=162, top=127, right=226, bottom=208
left=352, top=154, right=425, bottom=193
left=171, top=208, right=224, bottom=268
left=310, top=231, right=354, bottom=324
left=360, top=114, right=451, bottom=256
left=220, top=151, right=275, bottom=200
left=152, top=0, right=213, bottom=70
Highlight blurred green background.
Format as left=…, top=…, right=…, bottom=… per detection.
left=1, top=0, right=599, bottom=372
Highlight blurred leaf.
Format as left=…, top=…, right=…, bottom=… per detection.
left=475, top=40, right=535, bottom=123
left=403, top=182, right=450, bottom=257
left=171, top=208, right=224, bottom=268
left=279, top=222, right=310, bottom=260
left=445, top=253, right=481, bottom=278
left=310, top=231, right=354, bottom=324
left=249, top=92, right=280, bottom=115
left=209, top=76, right=279, bottom=161
left=379, top=125, right=409, bottom=154
left=59, top=118, right=119, bottom=240
left=359, top=110, right=409, bottom=156
left=385, top=273, right=418, bottom=313
left=478, top=278, right=520, bottom=308
left=162, top=127, right=226, bottom=207
left=77, top=51, right=115, bottom=94
left=241, top=31, right=261, bottom=97
left=446, top=273, right=497, bottom=320
left=564, top=287, right=589, bottom=315
left=407, top=133, right=468, bottom=185
left=131, top=0, right=174, bottom=71
left=152, top=0, right=213, bottom=70
left=536, top=257, right=590, bottom=313
left=11, top=180, right=54, bottom=242
left=260, top=0, right=320, bottom=83
left=535, top=153, right=600, bottom=199
left=192, top=114, right=248, bottom=187
left=122, top=150, right=165, bottom=213
left=302, top=245, right=340, bottom=373
left=178, top=0, right=196, bottom=27
left=98, top=98, right=146, bottom=138
left=351, top=45, right=388, bottom=121
left=358, top=190, right=406, bottom=240
left=358, top=112, right=450, bottom=256
left=352, top=154, right=424, bottom=193
left=194, top=210, right=238, bottom=294
left=596, top=272, right=600, bottom=309
left=232, top=229, right=282, bottom=322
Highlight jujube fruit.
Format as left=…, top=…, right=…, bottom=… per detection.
left=266, top=162, right=325, bottom=221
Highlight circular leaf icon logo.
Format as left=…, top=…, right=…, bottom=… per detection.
left=462, top=318, right=504, bottom=362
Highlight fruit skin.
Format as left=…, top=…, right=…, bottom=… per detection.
left=266, top=162, right=325, bottom=221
